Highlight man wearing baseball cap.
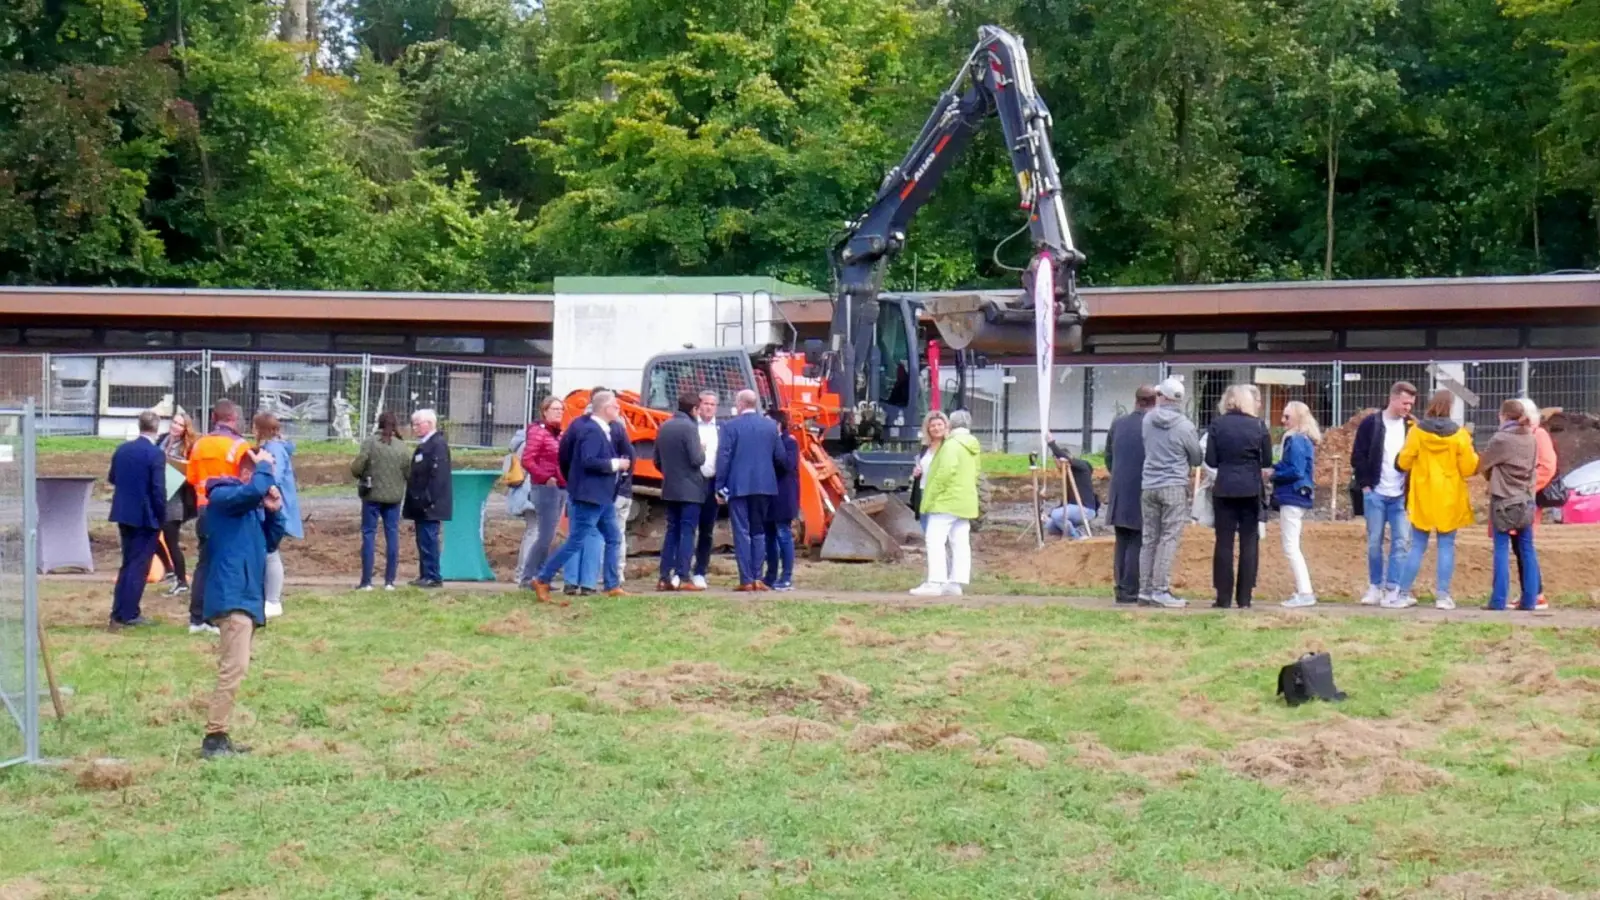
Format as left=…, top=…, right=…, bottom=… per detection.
left=1138, top=377, right=1202, bottom=608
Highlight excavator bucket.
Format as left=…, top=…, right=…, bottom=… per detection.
left=820, top=495, right=911, bottom=563
left=921, top=291, right=1083, bottom=356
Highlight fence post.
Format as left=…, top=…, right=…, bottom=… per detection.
left=21, top=397, right=40, bottom=763
left=199, top=349, right=212, bottom=432
left=359, top=353, right=373, bottom=438
left=524, top=365, right=537, bottom=424
left=38, top=352, right=50, bottom=437
left=1080, top=365, right=1094, bottom=453
left=1332, top=360, right=1344, bottom=426
left=1519, top=358, right=1531, bottom=398
left=1158, top=360, right=1170, bottom=383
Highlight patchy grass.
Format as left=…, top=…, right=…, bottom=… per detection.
left=4, top=584, right=1600, bottom=897
left=982, top=452, right=1105, bottom=477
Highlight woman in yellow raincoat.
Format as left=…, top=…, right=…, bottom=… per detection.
left=1395, top=390, right=1479, bottom=610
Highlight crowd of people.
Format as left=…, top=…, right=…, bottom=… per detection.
left=1082, top=378, right=1555, bottom=611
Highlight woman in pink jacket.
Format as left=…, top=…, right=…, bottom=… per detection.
left=516, top=396, right=567, bottom=587
left=1516, top=398, right=1557, bottom=611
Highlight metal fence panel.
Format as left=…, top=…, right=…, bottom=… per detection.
left=1528, top=357, right=1600, bottom=419
left=369, top=356, right=537, bottom=449
left=208, top=352, right=367, bottom=443
left=1, top=399, right=39, bottom=767
left=1337, top=361, right=1436, bottom=427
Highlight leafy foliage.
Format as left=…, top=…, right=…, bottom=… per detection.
left=0, top=0, right=1594, bottom=292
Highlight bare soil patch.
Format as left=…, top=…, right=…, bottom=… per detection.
left=1224, top=716, right=1450, bottom=805
left=577, top=662, right=874, bottom=722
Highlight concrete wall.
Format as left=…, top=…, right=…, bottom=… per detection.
left=550, top=292, right=782, bottom=397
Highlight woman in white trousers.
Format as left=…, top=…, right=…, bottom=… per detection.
left=912, top=410, right=982, bottom=597
left=1271, top=401, right=1320, bottom=607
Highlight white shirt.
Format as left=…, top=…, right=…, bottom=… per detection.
left=591, top=415, right=628, bottom=472
left=698, top=417, right=719, bottom=479
left=1377, top=413, right=1407, bottom=498
left=916, top=448, right=934, bottom=489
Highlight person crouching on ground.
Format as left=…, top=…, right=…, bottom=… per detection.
left=1044, top=436, right=1099, bottom=540
left=1478, top=398, right=1540, bottom=611
left=912, top=409, right=981, bottom=597
left=201, top=448, right=286, bottom=759
left=763, top=408, right=801, bottom=591
left=1273, top=401, right=1321, bottom=608
left=1394, top=390, right=1477, bottom=611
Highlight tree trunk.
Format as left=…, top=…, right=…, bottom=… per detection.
left=1323, top=116, right=1338, bottom=280
left=279, top=0, right=309, bottom=44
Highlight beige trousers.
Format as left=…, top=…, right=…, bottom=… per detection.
left=205, top=612, right=255, bottom=736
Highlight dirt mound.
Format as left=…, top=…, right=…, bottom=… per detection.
left=822, top=616, right=902, bottom=648
left=1224, top=716, right=1449, bottom=804
left=73, top=758, right=135, bottom=791
left=1545, top=409, right=1600, bottom=478
left=1316, top=411, right=1373, bottom=489
left=475, top=609, right=564, bottom=638
left=845, top=720, right=979, bottom=753
left=734, top=716, right=841, bottom=742
left=586, top=664, right=873, bottom=720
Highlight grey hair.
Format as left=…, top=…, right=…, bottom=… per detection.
left=591, top=390, right=616, bottom=410
left=735, top=389, right=758, bottom=409
left=698, top=389, right=719, bottom=401
left=948, top=409, right=972, bottom=429
left=412, top=408, right=438, bottom=428
left=1518, top=397, right=1542, bottom=428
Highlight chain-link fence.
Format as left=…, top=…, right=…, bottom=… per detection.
left=4, top=351, right=549, bottom=449
left=0, top=399, right=39, bottom=768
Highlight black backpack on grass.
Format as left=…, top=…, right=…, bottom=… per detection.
left=1277, top=652, right=1347, bottom=706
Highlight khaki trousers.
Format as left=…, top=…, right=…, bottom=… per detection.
left=205, top=612, right=255, bottom=736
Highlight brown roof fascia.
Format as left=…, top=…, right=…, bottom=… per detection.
left=0, top=287, right=556, bottom=325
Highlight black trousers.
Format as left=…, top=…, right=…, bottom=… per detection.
left=155, top=520, right=187, bottom=585
left=189, top=508, right=209, bottom=625
left=1113, top=527, right=1142, bottom=601
left=112, top=525, right=160, bottom=623
left=1213, top=496, right=1261, bottom=607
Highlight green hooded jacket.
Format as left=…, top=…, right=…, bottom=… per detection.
left=921, top=428, right=981, bottom=519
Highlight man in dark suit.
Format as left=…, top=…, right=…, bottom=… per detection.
left=404, top=408, right=453, bottom=588
left=108, top=411, right=169, bottom=629
left=1104, top=386, right=1156, bottom=605
left=714, top=389, right=789, bottom=592
left=654, top=391, right=707, bottom=592
left=534, top=390, right=631, bottom=603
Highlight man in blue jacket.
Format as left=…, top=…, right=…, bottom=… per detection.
left=762, top=409, right=801, bottom=591
left=715, top=390, right=789, bottom=591
left=201, top=449, right=286, bottom=759
left=533, top=390, right=631, bottom=603
left=107, top=411, right=169, bottom=630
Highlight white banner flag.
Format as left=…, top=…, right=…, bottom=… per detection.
left=1032, top=253, right=1055, bottom=462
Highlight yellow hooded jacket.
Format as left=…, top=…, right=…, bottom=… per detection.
left=1396, top=417, right=1479, bottom=534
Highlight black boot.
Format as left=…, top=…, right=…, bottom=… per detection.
left=201, top=733, right=250, bottom=759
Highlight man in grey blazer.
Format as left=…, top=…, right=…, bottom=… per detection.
left=653, top=391, right=708, bottom=591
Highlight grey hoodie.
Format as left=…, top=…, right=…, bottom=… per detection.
left=1140, top=401, right=1203, bottom=490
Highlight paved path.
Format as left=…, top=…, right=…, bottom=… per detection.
left=41, top=573, right=1600, bottom=629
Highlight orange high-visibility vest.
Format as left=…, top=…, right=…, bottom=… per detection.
left=187, top=431, right=248, bottom=506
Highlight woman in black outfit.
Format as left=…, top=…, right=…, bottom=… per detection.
left=1204, top=385, right=1274, bottom=608
left=155, top=411, right=198, bottom=596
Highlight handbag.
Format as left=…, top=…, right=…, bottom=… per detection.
left=1536, top=479, right=1568, bottom=509
left=1490, top=495, right=1535, bottom=532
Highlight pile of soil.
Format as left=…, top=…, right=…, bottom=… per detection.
left=1544, top=410, right=1600, bottom=478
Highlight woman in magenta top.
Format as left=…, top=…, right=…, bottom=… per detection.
left=515, top=396, right=566, bottom=586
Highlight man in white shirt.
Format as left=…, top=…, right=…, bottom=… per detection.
left=1350, top=381, right=1417, bottom=608
left=691, top=390, right=720, bottom=589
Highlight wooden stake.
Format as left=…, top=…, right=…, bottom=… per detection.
left=1064, top=462, right=1094, bottom=538
left=1057, top=464, right=1071, bottom=541
left=1031, top=463, right=1044, bottom=548
left=36, top=621, right=65, bottom=722
left=1331, top=460, right=1340, bottom=519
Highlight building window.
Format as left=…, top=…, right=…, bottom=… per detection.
left=24, top=328, right=94, bottom=347
left=416, top=336, right=486, bottom=354
left=0, top=329, right=19, bottom=345
left=182, top=331, right=252, bottom=349
left=1528, top=326, right=1600, bottom=349
left=334, top=333, right=407, bottom=351
left=489, top=338, right=554, bottom=358
left=1436, top=327, right=1520, bottom=349
left=1173, top=332, right=1249, bottom=352
left=105, top=329, right=176, bottom=349
left=258, top=332, right=333, bottom=352
left=1345, top=329, right=1427, bottom=350
left=1253, top=330, right=1336, bottom=352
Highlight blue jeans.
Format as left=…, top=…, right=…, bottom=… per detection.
left=662, top=501, right=701, bottom=582
left=1046, top=504, right=1091, bottom=538
left=1491, top=523, right=1540, bottom=610
left=1363, top=492, right=1409, bottom=588
left=728, top=495, right=770, bottom=586
left=517, top=485, right=566, bottom=585
left=1399, top=527, right=1455, bottom=597
left=763, top=519, right=795, bottom=586
left=539, top=500, right=621, bottom=591
left=415, top=519, right=441, bottom=582
left=562, top=528, right=601, bottom=589
left=361, top=501, right=401, bottom=586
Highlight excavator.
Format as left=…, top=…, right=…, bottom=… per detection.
left=562, top=25, right=1087, bottom=562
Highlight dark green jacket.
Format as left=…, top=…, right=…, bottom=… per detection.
left=351, top=435, right=412, bottom=505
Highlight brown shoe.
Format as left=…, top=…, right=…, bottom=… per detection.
left=532, top=580, right=554, bottom=604
left=605, top=588, right=630, bottom=597
left=734, top=583, right=756, bottom=593
left=655, top=579, right=677, bottom=592
left=755, top=582, right=772, bottom=592
left=676, top=582, right=705, bottom=593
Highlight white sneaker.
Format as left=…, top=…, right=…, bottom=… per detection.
left=384, top=583, right=396, bottom=592
left=691, top=575, right=708, bottom=590
left=189, top=623, right=220, bottom=636
left=909, top=582, right=945, bottom=597
left=670, top=574, right=681, bottom=589
left=1151, top=592, right=1187, bottom=609
left=1434, top=594, right=1456, bottom=611
left=1360, top=585, right=1383, bottom=606
left=1281, top=594, right=1317, bottom=609
left=358, top=584, right=374, bottom=592
left=941, top=583, right=964, bottom=597
left=264, top=601, right=283, bottom=620
left=1380, top=589, right=1416, bottom=610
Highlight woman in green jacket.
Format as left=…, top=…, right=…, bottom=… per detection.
left=351, top=411, right=413, bottom=591
left=914, top=409, right=982, bottom=597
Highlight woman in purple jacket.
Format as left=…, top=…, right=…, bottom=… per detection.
left=763, top=409, right=801, bottom=591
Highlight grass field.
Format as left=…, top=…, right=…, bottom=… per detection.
left=4, top=586, right=1600, bottom=898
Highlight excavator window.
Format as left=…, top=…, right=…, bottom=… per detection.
left=640, top=353, right=756, bottom=416
left=876, top=302, right=913, bottom=413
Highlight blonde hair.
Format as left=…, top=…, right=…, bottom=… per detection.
left=919, top=411, right=950, bottom=447
left=1517, top=397, right=1542, bottom=428
left=1219, top=384, right=1259, bottom=417
left=1282, top=401, right=1322, bottom=444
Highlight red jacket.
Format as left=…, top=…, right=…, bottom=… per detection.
left=521, top=422, right=564, bottom=487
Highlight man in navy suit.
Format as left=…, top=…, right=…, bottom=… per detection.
left=108, top=411, right=169, bottom=629
left=532, top=390, right=631, bottom=603
left=715, top=390, right=789, bottom=592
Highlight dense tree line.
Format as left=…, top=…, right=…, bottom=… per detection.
left=1, top=0, right=1595, bottom=293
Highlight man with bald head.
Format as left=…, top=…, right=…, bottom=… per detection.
left=531, top=389, right=632, bottom=602
left=714, top=389, right=790, bottom=591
